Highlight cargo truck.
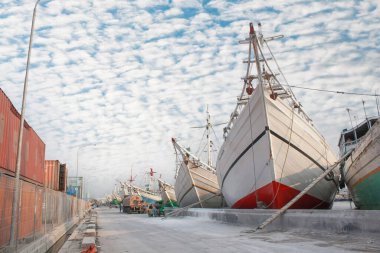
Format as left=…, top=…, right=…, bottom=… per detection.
left=122, top=195, right=145, bottom=214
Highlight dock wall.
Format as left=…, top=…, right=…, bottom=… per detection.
left=168, top=208, right=380, bottom=234
left=0, top=173, right=90, bottom=253
left=18, top=217, right=79, bottom=253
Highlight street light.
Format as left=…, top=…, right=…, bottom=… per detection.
left=83, top=174, right=97, bottom=201
left=76, top=144, right=96, bottom=217
left=10, top=0, right=41, bottom=249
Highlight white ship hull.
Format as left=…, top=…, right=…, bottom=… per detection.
left=217, top=83, right=338, bottom=209
left=344, top=121, right=380, bottom=209
left=175, top=159, right=223, bottom=208
left=158, top=180, right=177, bottom=206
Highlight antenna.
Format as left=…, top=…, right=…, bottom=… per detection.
left=258, top=22, right=264, bottom=45
left=346, top=108, right=358, bottom=143
left=128, top=167, right=136, bottom=184
left=362, top=100, right=371, bottom=129
left=376, top=91, right=380, bottom=116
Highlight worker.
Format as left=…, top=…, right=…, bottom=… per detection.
left=148, top=204, right=153, bottom=217
left=153, top=203, right=158, bottom=217
left=122, top=195, right=128, bottom=213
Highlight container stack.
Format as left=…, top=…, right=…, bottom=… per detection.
left=0, top=88, right=45, bottom=245
left=44, top=160, right=68, bottom=192
left=0, top=88, right=45, bottom=185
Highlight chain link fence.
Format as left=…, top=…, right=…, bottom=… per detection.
left=0, top=173, right=89, bottom=252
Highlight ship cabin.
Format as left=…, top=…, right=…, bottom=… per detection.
left=338, top=116, right=379, bottom=157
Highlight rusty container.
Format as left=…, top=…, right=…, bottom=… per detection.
left=0, top=89, right=10, bottom=171
left=18, top=180, right=35, bottom=240
left=34, top=186, right=44, bottom=236
left=0, top=89, right=45, bottom=184
left=44, top=160, right=60, bottom=191
left=24, top=127, right=45, bottom=184
left=0, top=174, right=15, bottom=248
left=59, top=164, right=67, bottom=192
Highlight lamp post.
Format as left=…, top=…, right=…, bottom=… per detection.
left=83, top=175, right=97, bottom=201
left=10, top=0, right=41, bottom=249
left=76, top=144, right=96, bottom=217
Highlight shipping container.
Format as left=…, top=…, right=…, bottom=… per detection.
left=0, top=173, right=14, bottom=248
left=59, top=164, right=67, bottom=192
left=18, top=180, right=35, bottom=240
left=34, top=186, right=44, bottom=237
left=0, top=89, right=45, bottom=185
left=44, top=160, right=60, bottom=191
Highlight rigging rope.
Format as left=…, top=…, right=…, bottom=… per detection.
left=264, top=40, right=297, bottom=100
left=288, top=85, right=380, bottom=97
left=194, top=128, right=207, bottom=156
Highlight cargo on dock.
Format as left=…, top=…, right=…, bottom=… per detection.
left=122, top=195, right=145, bottom=214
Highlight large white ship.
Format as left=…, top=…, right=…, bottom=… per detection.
left=216, top=23, right=339, bottom=209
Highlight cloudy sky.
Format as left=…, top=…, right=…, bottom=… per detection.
left=1, top=0, right=379, bottom=198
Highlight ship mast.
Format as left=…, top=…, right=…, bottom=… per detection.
left=206, top=105, right=212, bottom=167
left=171, top=138, right=216, bottom=173
left=250, top=23, right=264, bottom=88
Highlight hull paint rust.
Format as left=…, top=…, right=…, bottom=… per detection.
left=232, top=181, right=331, bottom=209
left=351, top=168, right=380, bottom=210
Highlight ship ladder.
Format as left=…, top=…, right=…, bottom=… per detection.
left=270, top=84, right=291, bottom=99
left=255, top=150, right=353, bottom=232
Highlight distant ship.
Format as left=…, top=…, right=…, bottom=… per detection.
left=157, top=179, right=178, bottom=207
left=172, top=108, right=223, bottom=208
left=119, top=169, right=162, bottom=204
left=216, top=23, right=339, bottom=209
left=172, top=138, right=223, bottom=208
left=339, top=116, right=380, bottom=209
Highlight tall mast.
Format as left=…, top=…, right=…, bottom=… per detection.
left=346, top=108, right=358, bottom=143
left=362, top=100, right=371, bottom=128
left=206, top=105, right=211, bottom=167
left=250, top=23, right=263, bottom=88
left=171, top=138, right=216, bottom=173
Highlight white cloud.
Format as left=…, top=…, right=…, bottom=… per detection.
left=1, top=0, right=379, bottom=198
left=172, top=0, right=201, bottom=9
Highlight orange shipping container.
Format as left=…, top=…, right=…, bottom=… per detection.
left=18, top=181, right=35, bottom=240
left=44, top=160, right=60, bottom=191
left=0, top=89, right=45, bottom=184
left=0, top=174, right=14, bottom=248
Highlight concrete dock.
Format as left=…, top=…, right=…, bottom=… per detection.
left=93, top=206, right=379, bottom=252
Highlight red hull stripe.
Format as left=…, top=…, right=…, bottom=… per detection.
left=231, top=181, right=331, bottom=209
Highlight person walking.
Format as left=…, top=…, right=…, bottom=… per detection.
left=122, top=195, right=128, bottom=213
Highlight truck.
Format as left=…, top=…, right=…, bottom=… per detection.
left=122, top=195, right=145, bottom=214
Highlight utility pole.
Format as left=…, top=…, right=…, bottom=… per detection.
left=10, top=0, right=41, bottom=249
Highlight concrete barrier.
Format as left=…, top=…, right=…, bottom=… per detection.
left=16, top=217, right=79, bottom=253
left=167, top=208, right=380, bottom=234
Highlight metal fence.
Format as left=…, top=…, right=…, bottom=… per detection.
left=0, top=173, right=89, bottom=252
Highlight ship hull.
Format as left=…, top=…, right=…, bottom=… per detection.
left=217, top=84, right=338, bottom=209
left=344, top=122, right=380, bottom=210
left=158, top=180, right=178, bottom=207
left=175, top=160, right=223, bottom=208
